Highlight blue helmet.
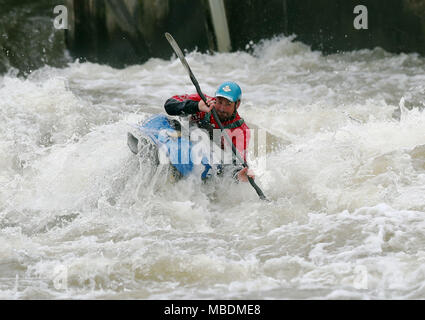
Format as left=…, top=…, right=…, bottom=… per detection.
left=215, top=81, right=242, bottom=102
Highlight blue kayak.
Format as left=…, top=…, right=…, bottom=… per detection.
left=127, top=114, right=213, bottom=179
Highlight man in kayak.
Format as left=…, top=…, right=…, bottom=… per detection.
left=164, top=81, right=254, bottom=182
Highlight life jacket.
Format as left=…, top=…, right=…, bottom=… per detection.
left=191, top=96, right=250, bottom=162
left=168, top=93, right=250, bottom=162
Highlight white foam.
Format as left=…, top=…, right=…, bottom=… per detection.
left=1, top=35, right=424, bottom=299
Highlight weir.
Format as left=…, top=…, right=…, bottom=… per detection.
left=65, top=0, right=425, bottom=67
left=208, top=0, right=231, bottom=52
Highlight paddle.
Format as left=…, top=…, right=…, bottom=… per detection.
left=165, top=32, right=269, bottom=201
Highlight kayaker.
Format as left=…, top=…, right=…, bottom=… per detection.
left=164, top=81, right=254, bottom=182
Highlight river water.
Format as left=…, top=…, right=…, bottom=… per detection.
left=1, top=3, right=425, bottom=300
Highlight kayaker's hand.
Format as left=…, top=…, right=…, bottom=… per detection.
left=237, top=167, right=255, bottom=182
left=198, top=98, right=215, bottom=113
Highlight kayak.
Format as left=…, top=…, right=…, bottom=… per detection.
left=127, top=114, right=214, bottom=180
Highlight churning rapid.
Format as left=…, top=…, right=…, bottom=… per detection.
left=1, top=34, right=425, bottom=299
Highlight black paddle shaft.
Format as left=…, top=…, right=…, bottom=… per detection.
left=165, top=32, right=268, bottom=201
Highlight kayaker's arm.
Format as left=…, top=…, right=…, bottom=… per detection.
left=164, top=97, right=199, bottom=116
left=164, top=94, right=214, bottom=116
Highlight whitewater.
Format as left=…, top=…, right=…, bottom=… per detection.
left=0, top=36, right=424, bottom=299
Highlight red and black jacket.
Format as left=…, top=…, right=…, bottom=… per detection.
left=164, top=93, right=251, bottom=163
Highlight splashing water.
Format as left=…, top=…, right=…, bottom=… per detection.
left=0, top=35, right=425, bottom=299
